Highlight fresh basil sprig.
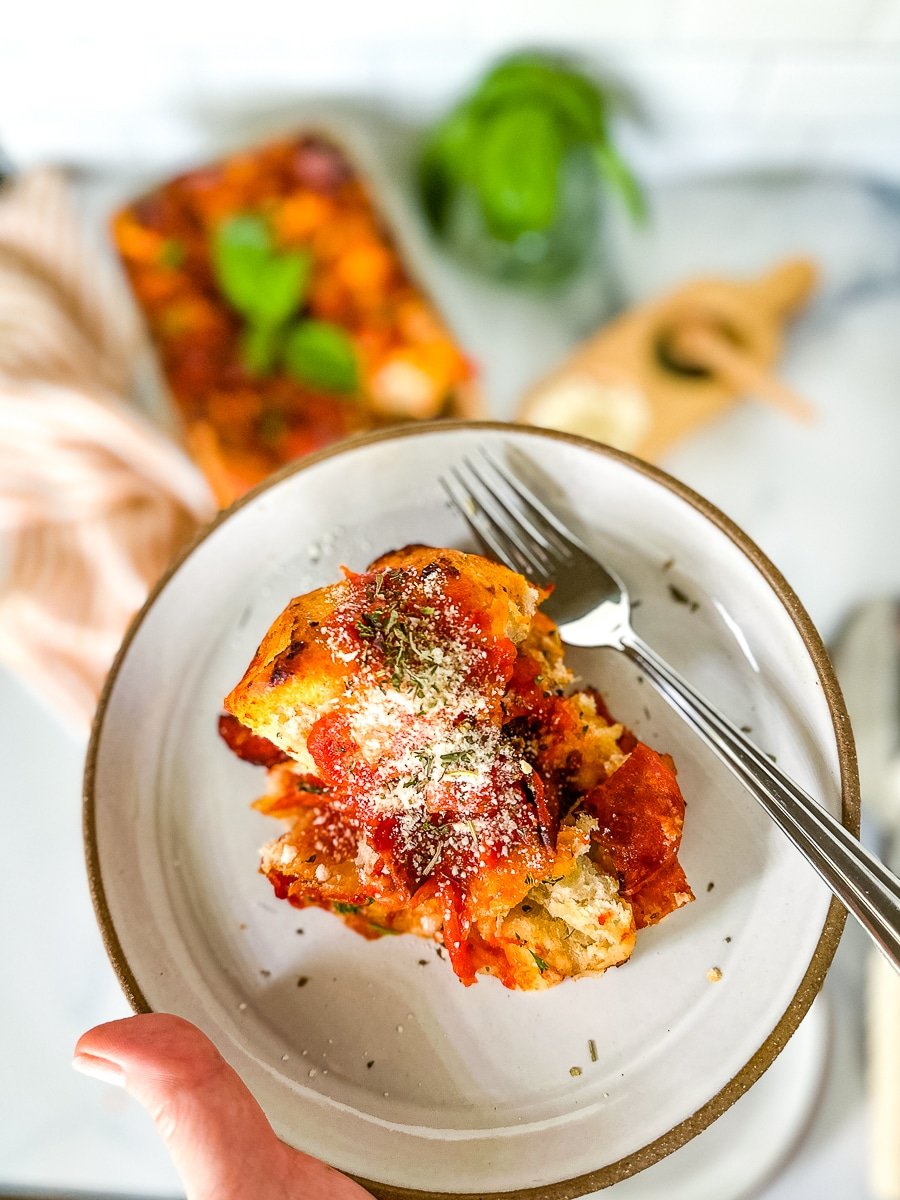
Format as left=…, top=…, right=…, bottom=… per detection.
left=211, top=214, right=359, bottom=391
left=476, top=103, right=564, bottom=240
left=211, top=214, right=311, bottom=374
left=420, top=53, right=644, bottom=246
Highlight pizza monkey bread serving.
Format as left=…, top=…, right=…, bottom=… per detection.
left=221, top=545, right=693, bottom=989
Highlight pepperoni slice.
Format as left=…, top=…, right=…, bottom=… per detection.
left=584, top=742, right=686, bottom=895
left=630, top=858, right=694, bottom=929
left=440, top=882, right=477, bottom=986
left=217, top=712, right=289, bottom=767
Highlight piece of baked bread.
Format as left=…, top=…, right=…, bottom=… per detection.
left=223, top=545, right=693, bottom=988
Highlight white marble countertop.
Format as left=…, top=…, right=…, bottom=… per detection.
left=1, top=161, right=898, bottom=1197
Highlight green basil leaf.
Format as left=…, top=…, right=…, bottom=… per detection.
left=473, top=55, right=606, bottom=147
left=475, top=103, right=564, bottom=240
left=256, top=250, right=311, bottom=327
left=594, top=141, right=647, bottom=223
left=212, top=214, right=311, bottom=328
left=419, top=144, right=455, bottom=233
left=212, top=215, right=271, bottom=315
left=239, top=322, right=282, bottom=376
left=282, top=320, right=359, bottom=393
left=419, top=104, right=479, bottom=231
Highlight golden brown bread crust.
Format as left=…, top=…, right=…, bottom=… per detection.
left=224, top=586, right=355, bottom=766
left=225, top=545, right=541, bottom=765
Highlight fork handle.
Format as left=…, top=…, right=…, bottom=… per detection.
left=622, top=632, right=900, bottom=973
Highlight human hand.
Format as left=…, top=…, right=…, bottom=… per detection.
left=74, top=1013, right=373, bottom=1200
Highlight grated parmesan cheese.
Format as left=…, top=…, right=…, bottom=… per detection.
left=264, top=563, right=543, bottom=892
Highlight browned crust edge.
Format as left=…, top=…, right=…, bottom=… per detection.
left=84, top=419, right=857, bottom=1200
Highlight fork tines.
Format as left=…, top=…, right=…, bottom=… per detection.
left=440, top=450, right=577, bottom=585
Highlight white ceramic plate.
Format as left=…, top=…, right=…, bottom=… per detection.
left=596, top=997, right=829, bottom=1200
left=85, top=424, right=855, bottom=1199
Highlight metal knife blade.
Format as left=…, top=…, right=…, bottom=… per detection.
left=830, top=598, right=899, bottom=835
left=831, top=599, right=900, bottom=1200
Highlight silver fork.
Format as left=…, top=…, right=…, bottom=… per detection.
left=441, top=449, right=900, bottom=973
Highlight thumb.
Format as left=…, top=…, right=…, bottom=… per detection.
left=74, top=1013, right=372, bottom=1200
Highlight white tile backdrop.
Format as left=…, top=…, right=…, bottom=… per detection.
left=3, top=0, right=900, bottom=179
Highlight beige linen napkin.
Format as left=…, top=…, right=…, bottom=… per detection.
left=0, top=168, right=215, bottom=729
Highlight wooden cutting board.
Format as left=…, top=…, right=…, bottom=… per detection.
left=518, top=257, right=817, bottom=461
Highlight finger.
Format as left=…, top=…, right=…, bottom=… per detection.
left=75, top=1013, right=371, bottom=1200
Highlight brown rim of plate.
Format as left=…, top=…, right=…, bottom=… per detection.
left=83, top=419, right=858, bottom=1200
